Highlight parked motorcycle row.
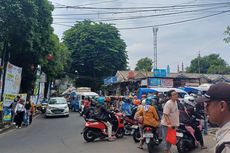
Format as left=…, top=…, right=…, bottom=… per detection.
left=75, top=93, right=207, bottom=153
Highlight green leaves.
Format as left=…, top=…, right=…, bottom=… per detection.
left=0, top=0, right=69, bottom=93
left=186, top=54, right=230, bottom=74
left=63, top=20, right=128, bottom=89
left=135, top=57, right=153, bottom=72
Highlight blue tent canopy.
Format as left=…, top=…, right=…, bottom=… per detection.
left=137, top=88, right=158, bottom=99
left=179, top=87, right=200, bottom=94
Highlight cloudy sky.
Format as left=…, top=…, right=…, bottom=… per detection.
left=50, top=0, right=230, bottom=72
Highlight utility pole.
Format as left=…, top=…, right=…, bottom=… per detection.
left=182, top=62, right=184, bottom=72
left=198, top=51, right=201, bottom=74
left=153, top=27, right=158, bottom=70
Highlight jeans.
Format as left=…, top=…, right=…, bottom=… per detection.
left=24, top=110, right=30, bottom=126
left=161, top=125, right=172, bottom=151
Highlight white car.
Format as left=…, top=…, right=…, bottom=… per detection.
left=45, top=97, right=69, bottom=117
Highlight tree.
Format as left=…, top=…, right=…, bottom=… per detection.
left=63, top=20, right=128, bottom=90
left=186, top=54, right=230, bottom=74
left=135, top=57, right=153, bottom=71
left=224, top=26, right=230, bottom=43
left=0, top=0, right=69, bottom=94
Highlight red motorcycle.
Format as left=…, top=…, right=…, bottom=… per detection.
left=82, top=112, right=125, bottom=142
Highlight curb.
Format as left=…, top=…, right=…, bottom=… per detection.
left=0, top=113, right=41, bottom=135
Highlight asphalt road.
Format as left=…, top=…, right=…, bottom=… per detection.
left=0, top=112, right=215, bottom=153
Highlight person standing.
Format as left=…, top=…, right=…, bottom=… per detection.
left=197, top=83, right=230, bottom=153
left=161, top=90, right=180, bottom=153
left=14, top=99, right=25, bottom=128
left=24, top=99, right=32, bottom=126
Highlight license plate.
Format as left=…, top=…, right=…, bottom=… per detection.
left=143, top=133, right=153, bottom=138
left=176, top=132, right=183, bottom=137
left=131, top=125, right=138, bottom=129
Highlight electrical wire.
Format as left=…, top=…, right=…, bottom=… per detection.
left=53, top=2, right=230, bottom=10
left=53, top=5, right=229, bottom=16
left=52, top=6, right=229, bottom=22
left=118, top=10, right=230, bottom=30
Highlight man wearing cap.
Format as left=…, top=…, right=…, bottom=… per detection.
left=197, top=83, right=230, bottom=153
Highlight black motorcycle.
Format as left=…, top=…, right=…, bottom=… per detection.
left=143, top=126, right=161, bottom=153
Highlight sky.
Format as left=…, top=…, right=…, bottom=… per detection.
left=50, top=0, right=230, bottom=72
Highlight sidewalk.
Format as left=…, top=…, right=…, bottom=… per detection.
left=0, top=113, right=41, bottom=135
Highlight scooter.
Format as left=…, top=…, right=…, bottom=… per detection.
left=82, top=112, right=125, bottom=142
left=143, top=126, right=161, bottom=153
left=176, top=118, right=202, bottom=153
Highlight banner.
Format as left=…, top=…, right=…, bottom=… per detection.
left=0, top=101, right=3, bottom=111
left=3, top=93, right=27, bottom=107
left=3, top=107, right=12, bottom=122
left=161, top=79, right=174, bottom=87
left=148, top=78, right=161, bottom=87
left=4, top=62, right=22, bottom=95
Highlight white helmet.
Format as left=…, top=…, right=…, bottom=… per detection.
left=183, top=96, right=195, bottom=107
left=141, top=99, right=146, bottom=106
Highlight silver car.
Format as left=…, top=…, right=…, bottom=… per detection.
left=45, top=97, right=69, bottom=117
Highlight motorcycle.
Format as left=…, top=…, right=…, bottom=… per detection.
left=131, top=124, right=141, bottom=143
left=143, top=126, right=161, bottom=153
left=124, top=116, right=136, bottom=135
left=82, top=112, right=125, bottom=142
left=176, top=118, right=202, bottom=153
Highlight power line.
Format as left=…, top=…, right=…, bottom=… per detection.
left=52, top=6, right=229, bottom=22
left=53, top=2, right=230, bottom=10
left=52, top=10, right=230, bottom=31
left=53, top=5, right=229, bottom=17
left=118, top=10, right=230, bottom=30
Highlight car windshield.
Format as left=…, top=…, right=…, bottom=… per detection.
left=48, top=98, right=66, bottom=105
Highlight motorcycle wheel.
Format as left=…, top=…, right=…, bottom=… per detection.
left=83, top=128, right=95, bottom=142
left=115, top=128, right=125, bottom=138
left=177, top=139, right=186, bottom=153
left=147, top=139, right=155, bottom=153
left=133, top=130, right=141, bottom=143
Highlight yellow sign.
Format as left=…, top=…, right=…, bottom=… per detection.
left=0, top=101, right=3, bottom=111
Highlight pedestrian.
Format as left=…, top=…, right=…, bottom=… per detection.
left=11, top=95, right=20, bottom=124
left=14, top=99, right=25, bottom=128
left=197, top=83, right=230, bottom=153
left=29, top=101, right=35, bottom=125
left=161, top=90, right=180, bottom=153
left=24, top=99, right=32, bottom=126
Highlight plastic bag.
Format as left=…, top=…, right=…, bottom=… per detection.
left=166, top=127, right=177, bottom=145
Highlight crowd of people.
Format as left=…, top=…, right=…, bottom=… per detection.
left=10, top=96, right=35, bottom=129
left=81, top=83, right=230, bottom=153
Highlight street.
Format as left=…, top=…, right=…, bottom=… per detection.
left=0, top=112, right=216, bottom=153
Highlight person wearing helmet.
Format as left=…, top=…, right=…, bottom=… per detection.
left=135, top=97, right=159, bottom=149
left=93, top=103, right=115, bottom=141
left=183, top=96, right=207, bottom=149
left=121, top=97, right=132, bottom=117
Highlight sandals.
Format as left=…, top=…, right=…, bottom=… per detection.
left=137, top=146, right=143, bottom=149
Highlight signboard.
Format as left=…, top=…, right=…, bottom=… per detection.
left=4, top=62, right=22, bottom=94
left=141, top=79, right=148, bottom=86
left=148, top=78, right=161, bottom=87
left=161, top=79, right=173, bottom=87
left=153, top=69, right=167, bottom=77
left=104, top=76, right=117, bottom=85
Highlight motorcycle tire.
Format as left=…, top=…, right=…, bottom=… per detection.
left=83, top=128, right=95, bottom=142
left=133, top=130, right=141, bottom=143
left=147, top=139, right=155, bottom=153
left=115, top=128, right=125, bottom=138
left=177, top=139, right=186, bottom=153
